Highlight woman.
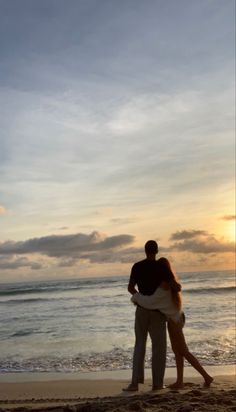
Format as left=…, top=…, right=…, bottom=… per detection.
left=131, top=257, right=213, bottom=389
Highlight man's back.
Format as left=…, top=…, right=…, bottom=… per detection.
left=130, top=258, right=166, bottom=295
left=125, top=240, right=167, bottom=391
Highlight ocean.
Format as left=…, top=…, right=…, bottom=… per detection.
left=0, top=270, right=235, bottom=373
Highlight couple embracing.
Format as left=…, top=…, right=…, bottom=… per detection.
left=123, top=240, right=213, bottom=391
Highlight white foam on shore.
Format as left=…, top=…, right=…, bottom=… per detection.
left=0, top=364, right=235, bottom=383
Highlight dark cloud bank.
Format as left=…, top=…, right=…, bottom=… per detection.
left=0, top=232, right=139, bottom=270
left=0, top=232, right=134, bottom=257
left=0, top=230, right=234, bottom=271
left=169, top=230, right=235, bottom=254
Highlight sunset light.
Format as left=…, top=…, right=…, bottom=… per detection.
left=0, top=2, right=235, bottom=408
left=0, top=0, right=235, bottom=282
left=228, top=221, right=236, bottom=242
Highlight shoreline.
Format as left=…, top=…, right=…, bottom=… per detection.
left=0, top=364, right=235, bottom=383
left=0, top=365, right=235, bottom=411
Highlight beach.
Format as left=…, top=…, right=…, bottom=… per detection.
left=0, top=366, right=235, bottom=411
left=0, top=272, right=235, bottom=410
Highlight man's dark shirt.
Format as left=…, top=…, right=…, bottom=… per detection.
left=129, top=258, right=172, bottom=295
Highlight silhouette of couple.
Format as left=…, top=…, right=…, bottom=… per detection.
left=123, top=240, right=213, bottom=391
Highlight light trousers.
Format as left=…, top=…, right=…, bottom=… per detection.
left=132, top=305, right=167, bottom=388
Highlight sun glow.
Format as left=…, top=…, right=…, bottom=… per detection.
left=226, top=221, right=236, bottom=242
left=215, top=218, right=236, bottom=243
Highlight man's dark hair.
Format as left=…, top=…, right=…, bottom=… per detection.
left=145, top=240, right=158, bottom=254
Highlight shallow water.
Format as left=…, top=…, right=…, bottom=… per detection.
left=0, top=270, right=235, bottom=372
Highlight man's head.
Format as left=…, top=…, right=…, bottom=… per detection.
left=145, top=240, right=158, bottom=258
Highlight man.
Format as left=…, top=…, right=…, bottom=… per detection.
left=124, top=240, right=174, bottom=391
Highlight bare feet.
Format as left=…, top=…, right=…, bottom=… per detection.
left=122, top=383, right=138, bottom=392
left=168, top=382, right=184, bottom=389
left=203, top=376, right=214, bottom=387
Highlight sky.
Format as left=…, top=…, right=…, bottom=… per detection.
left=0, top=0, right=235, bottom=282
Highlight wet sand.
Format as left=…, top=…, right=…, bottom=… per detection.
left=0, top=367, right=235, bottom=411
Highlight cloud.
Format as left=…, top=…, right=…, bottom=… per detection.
left=221, top=215, right=236, bottom=221
left=0, top=256, right=42, bottom=270
left=58, top=258, right=77, bottom=268
left=79, top=246, right=144, bottom=264
left=0, top=227, right=234, bottom=273
left=0, top=231, right=135, bottom=263
left=170, top=230, right=207, bottom=241
left=0, top=231, right=148, bottom=271
left=110, top=217, right=137, bottom=225
left=170, top=229, right=235, bottom=254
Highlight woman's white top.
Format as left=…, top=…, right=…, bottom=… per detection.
left=131, top=287, right=182, bottom=323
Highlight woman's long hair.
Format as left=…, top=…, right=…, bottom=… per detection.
left=158, top=257, right=182, bottom=310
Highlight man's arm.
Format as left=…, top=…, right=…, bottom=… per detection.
left=127, top=263, right=139, bottom=295
left=128, top=278, right=138, bottom=295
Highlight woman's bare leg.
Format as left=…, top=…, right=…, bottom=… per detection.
left=168, top=320, right=213, bottom=388
left=183, top=351, right=213, bottom=386
left=171, top=351, right=184, bottom=388
left=168, top=321, right=185, bottom=388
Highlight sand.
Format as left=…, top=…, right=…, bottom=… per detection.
left=0, top=369, right=235, bottom=411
